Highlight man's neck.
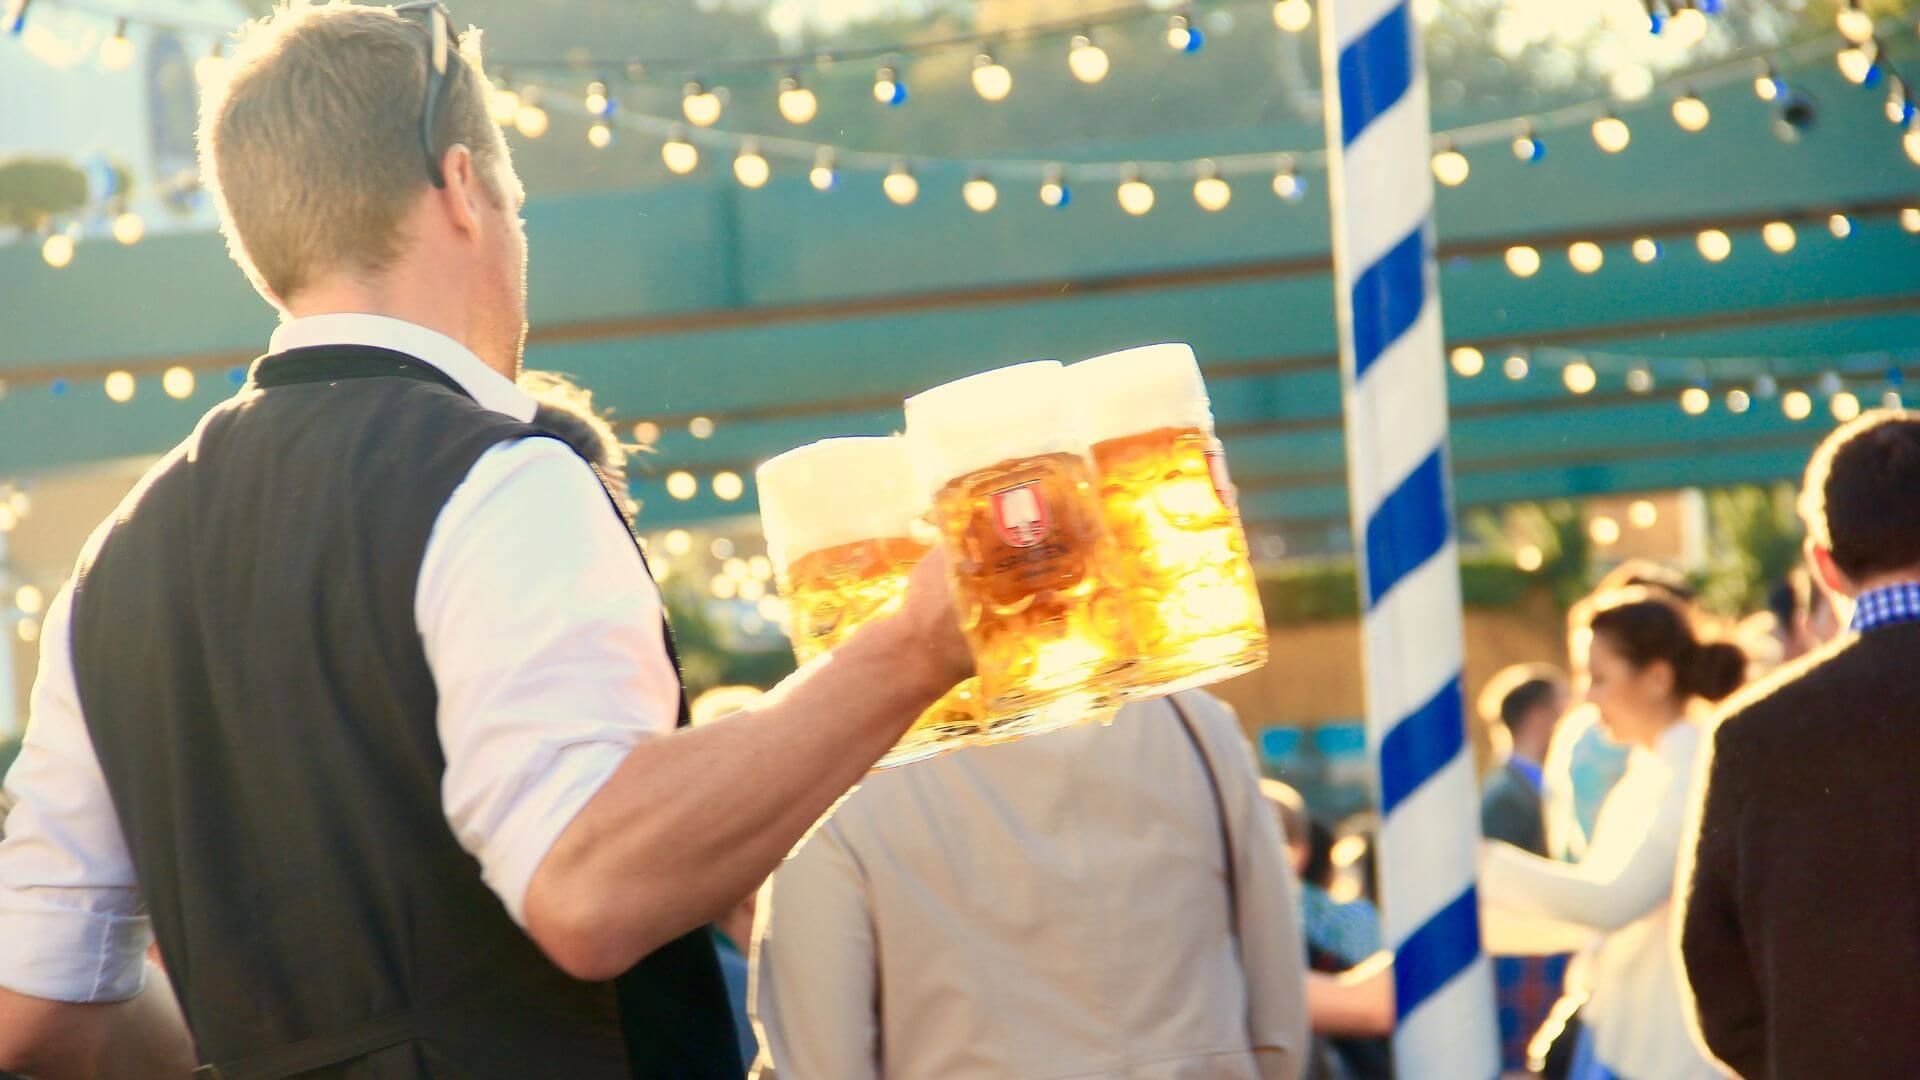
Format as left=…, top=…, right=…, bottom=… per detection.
left=283, top=275, right=502, bottom=380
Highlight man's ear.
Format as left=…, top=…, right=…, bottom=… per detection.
left=1807, top=539, right=1853, bottom=599
left=434, top=143, right=485, bottom=239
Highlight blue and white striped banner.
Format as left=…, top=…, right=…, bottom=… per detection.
left=1318, top=1, right=1498, bottom=1074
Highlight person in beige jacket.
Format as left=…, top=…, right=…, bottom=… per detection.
left=750, top=691, right=1309, bottom=1080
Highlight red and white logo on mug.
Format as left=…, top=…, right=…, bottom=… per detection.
left=990, top=482, right=1052, bottom=548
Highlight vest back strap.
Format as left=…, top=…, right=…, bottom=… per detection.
left=192, top=1011, right=417, bottom=1080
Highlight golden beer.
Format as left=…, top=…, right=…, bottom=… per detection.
left=907, top=363, right=1137, bottom=737
left=757, top=438, right=984, bottom=769
left=1067, top=344, right=1267, bottom=695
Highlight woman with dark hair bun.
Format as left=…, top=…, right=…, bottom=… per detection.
left=1477, top=590, right=1740, bottom=1080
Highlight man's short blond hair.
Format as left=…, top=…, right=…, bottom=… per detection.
left=197, top=1, right=508, bottom=303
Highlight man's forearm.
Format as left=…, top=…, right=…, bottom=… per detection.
left=525, top=610, right=955, bottom=980
left=0, top=966, right=195, bottom=1079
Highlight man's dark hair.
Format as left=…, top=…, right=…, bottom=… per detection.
left=1499, top=678, right=1561, bottom=733
left=1476, top=662, right=1566, bottom=735
left=1800, top=410, right=1920, bottom=581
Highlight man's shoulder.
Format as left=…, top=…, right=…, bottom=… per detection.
left=1711, top=635, right=1863, bottom=751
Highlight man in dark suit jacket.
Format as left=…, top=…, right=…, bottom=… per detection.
left=1679, top=409, right=1920, bottom=1077
left=1478, top=664, right=1566, bottom=856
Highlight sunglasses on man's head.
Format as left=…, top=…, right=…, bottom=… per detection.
left=393, top=0, right=460, bottom=189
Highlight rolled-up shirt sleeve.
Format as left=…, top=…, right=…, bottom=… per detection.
left=0, top=584, right=152, bottom=1003
left=417, top=437, right=680, bottom=927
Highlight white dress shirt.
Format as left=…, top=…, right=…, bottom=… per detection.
left=0, top=314, right=678, bottom=1004
left=1480, top=719, right=1719, bottom=1080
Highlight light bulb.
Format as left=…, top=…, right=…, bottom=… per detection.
left=777, top=75, right=817, bottom=125
left=810, top=149, right=837, bottom=191
left=1783, top=389, right=1813, bottom=420
left=100, top=19, right=132, bottom=70
left=163, top=366, right=195, bottom=399
left=883, top=162, right=918, bottom=205
left=104, top=370, right=135, bottom=403
left=489, top=84, right=521, bottom=125
left=1667, top=7, right=1707, bottom=47
left=1117, top=170, right=1155, bottom=216
left=1905, top=128, right=1920, bottom=166
left=689, top=416, right=715, bottom=439
left=1754, top=66, right=1782, bottom=102
left=713, top=471, right=745, bottom=501
left=1040, top=166, right=1070, bottom=209
left=1068, top=34, right=1109, bottom=84
left=1431, top=147, right=1469, bottom=187
left=1505, top=245, right=1541, bottom=277
left=666, top=471, right=698, bottom=500
left=1192, top=163, right=1230, bottom=211
left=111, top=210, right=144, bottom=245
left=1505, top=354, right=1530, bottom=380
left=1754, top=374, right=1778, bottom=398
left=1762, top=221, right=1796, bottom=253
left=1902, top=208, right=1920, bottom=234
left=1887, top=389, right=1905, bottom=410
left=1727, top=389, right=1752, bottom=414
left=1592, top=113, right=1631, bottom=153
left=733, top=144, right=769, bottom=189
left=1832, top=390, right=1862, bottom=421
left=195, top=43, right=227, bottom=86
left=1837, top=2, right=1874, bottom=45
left=1271, top=166, right=1304, bottom=201
left=1696, top=228, right=1732, bottom=262
left=41, top=232, right=73, bottom=268
left=1512, top=130, right=1544, bottom=161
left=971, top=54, right=1012, bottom=102
left=1449, top=346, right=1485, bottom=377
left=514, top=102, right=549, bottom=139
left=682, top=81, right=723, bottom=126
left=1888, top=82, right=1912, bottom=125
left=1273, top=0, right=1312, bottom=33
left=1632, top=236, right=1661, bottom=263
left=1590, top=516, right=1622, bottom=546
left=587, top=121, right=612, bottom=149
left=1563, top=361, right=1597, bottom=394
left=962, top=175, right=999, bottom=213
left=873, top=65, right=906, bottom=106
left=1627, top=367, right=1655, bottom=394
left=661, top=128, right=698, bottom=175
left=585, top=81, right=609, bottom=116
left=1672, top=93, right=1710, bottom=132
left=1516, top=545, right=1545, bottom=573
left=1166, top=15, right=1200, bottom=51
left=1680, top=387, right=1711, bottom=415
left=1829, top=213, right=1853, bottom=238
left=1568, top=241, right=1604, bottom=274
left=1838, top=43, right=1876, bottom=86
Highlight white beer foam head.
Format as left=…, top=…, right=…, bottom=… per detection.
left=1065, top=342, right=1215, bottom=446
left=904, top=361, right=1088, bottom=494
left=756, top=436, right=925, bottom=568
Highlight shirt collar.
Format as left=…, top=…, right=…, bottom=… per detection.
left=1849, top=581, right=1920, bottom=634
left=1507, top=754, right=1544, bottom=794
left=268, top=313, right=536, bottom=423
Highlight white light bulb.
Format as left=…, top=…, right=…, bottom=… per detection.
left=104, top=370, right=136, bottom=403
left=1505, top=354, right=1530, bottom=380
left=666, top=472, right=698, bottom=500
left=1904, top=128, right=1920, bottom=166
left=489, top=85, right=521, bottom=125
left=872, top=66, right=904, bottom=106
left=662, top=130, right=699, bottom=175
left=1838, top=44, right=1876, bottom=85
left=1832, top=391, right=1862, bottom=422
left=1505, top=245, right=1541, bottom=278
left=1783, top=390, right=1813, bottom=420
left=1568, top=241, right=1604, bottom=274
left=1068, top=35, right=1109, bottom=84
left=1754, top=72, right=1781, bottom=102
left=1727, top=389, right=1752, bottom=414
left=41, top=232, right=74, bottom=269
left=514, top=103, right=549, bottom=139
left=585, top=81, right=609, bottom=116
left=810, top=150, right=838, bottom=191
left=1762, top=221, right=1796, bottom=253
left=100, top=21, right=133, bottom=70
left=1632, top=236, right=1661, bottom=263
left=1271, top=168, right=1303, bottom=201
left=1590, top=516, right=1622, bottom=545
left=1672, top=94, right=1710, bottom=132
left=884, top=164, right=919, bottom=205
left=1680, top=387, right=1711, bottom=415
left=971, top=55, right=1012, bottom=102
left=1830, top=213, right=1853, bottom=238
left=1627, top=367, right=1655, bottom=394
left=1193, top=169, right=1231, bottom=212
left=1837, top=4, right=1875, bottom=45
left=962, top=176, right=999, bottom=213
left=733, top=146, right=770, bottom=189
left=1449, top=347, right=1485, bottom=377
left=1901, top=208, right=1920, bottom=234
left=112, top=211, right=144, bottom=246
left=1592, top=114, right=1631, bottom=153
left=682, top=83, right=723, bottom=127
left=1117, top=174, right=1155, bottom=216
left=1696, top=228, right=1732, bottom=262
left=1040, top=168, right=1070, bottom=208
left=1273, top=0, right=1312, bottom=33
left=163, top=366, right=195, bottom=399
left=713, top=471, right=745, bottom=501
left=1431, top=148, right=1469, bottom=187
left=588, top=121, right=612, bottom=149
left=777, top=77, right=817, bottom=125
left=1563, top=362, right=1597, bottom=394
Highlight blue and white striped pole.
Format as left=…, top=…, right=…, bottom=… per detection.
left=1318, top=1, right=1499, bottom=1074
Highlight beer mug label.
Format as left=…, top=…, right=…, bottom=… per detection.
left=990, top=482, right=1053, bottom=548
left=1205, top=448, right=1237, bottom=510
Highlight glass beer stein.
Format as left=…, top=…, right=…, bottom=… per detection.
left=756, top=437, right=985, bottom=768
left=904, top=362, right=1137, bottom=739
left=1065, top=343, right=1267, bottom=696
